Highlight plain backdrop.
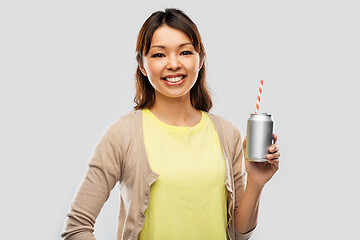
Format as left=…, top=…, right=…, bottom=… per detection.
left=1, top=0, right=359, bottom=239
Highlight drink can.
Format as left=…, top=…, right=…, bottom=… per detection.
left=245, top=113, right=274, bottom=162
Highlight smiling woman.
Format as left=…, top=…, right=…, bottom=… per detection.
left=61, top=8, right=280, bottom=240
left=134, top=9, right=211, bottom=113
left=139, top=25, right=202, bottom=100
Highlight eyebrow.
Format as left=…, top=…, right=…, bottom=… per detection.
left=149, top=42, right=193, bottom=49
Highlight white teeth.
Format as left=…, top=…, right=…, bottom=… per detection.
left=165, top=76, right=184, bottom=82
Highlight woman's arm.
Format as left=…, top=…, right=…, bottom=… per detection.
left=234, top=134, right=280, bottom=234
left=234, top=180, right=263, bottom=233
left=61, top=121, right=123, bottom=240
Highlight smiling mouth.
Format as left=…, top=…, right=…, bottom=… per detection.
left=162, top=75, right=186, bottom=83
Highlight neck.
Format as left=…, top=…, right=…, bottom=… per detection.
left=148, top=91, right=202, bottom=127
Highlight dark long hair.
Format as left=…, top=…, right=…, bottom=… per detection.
left=133, top=8, right=213, bottom=112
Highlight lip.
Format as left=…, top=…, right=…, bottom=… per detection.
left=161, top=73, right=186, bottom=79
left=162, top=76, right=186, bottom=86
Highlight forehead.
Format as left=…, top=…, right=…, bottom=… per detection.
left=150, top=25, right=192, bottom=47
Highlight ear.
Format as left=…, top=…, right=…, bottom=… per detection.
left=198, top=58, right=204, bottom=71
left=140, top=67, right=147, bottom=77
left=138, top=62, right=147, bottom=77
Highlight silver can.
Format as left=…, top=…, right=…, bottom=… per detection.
left=245, top=113, right=274, bottom=162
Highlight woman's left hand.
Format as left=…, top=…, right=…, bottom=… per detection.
left=242, top=134, right=280, bottom=188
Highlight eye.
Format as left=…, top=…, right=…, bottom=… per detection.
left=151, top=53, right=164, bottom=58
left=181, top=51, right=193, bottom=55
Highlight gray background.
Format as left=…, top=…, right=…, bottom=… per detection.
left=1, top=0, right=359, bottom=239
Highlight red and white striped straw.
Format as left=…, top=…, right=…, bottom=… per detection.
left=255, top=80, right=264, bottom=114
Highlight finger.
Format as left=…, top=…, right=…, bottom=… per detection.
left=268, top=144, right=280, bottom=153
left=267, top=152, right=280, bottom=160
left=268, top=158, right=279, bottom=165
left=268, top=152, right=280, bottom=159
left=242, top=136, right=247, bottom=149
left=273, top=134, right=278, bottom=144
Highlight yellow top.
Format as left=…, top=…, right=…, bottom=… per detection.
left=139, top=108, right=228, bottom=240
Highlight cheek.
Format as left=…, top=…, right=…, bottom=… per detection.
left=184, top=58, right=200, bottom=73
left=145, top=61, right=163, bottom=77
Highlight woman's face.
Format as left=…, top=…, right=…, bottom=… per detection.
left=140, top=25, right=203, bottom=100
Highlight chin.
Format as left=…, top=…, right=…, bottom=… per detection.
left=158, top=89, right=191, bottom=99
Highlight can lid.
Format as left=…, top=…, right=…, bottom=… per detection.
left=250, top=113, right=273, bottom=120
left=251, top=112, right=272, bottom=116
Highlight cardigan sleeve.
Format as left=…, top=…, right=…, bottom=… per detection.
left=61, top=120, right=123, bottom=240
left=235, top=228, right=254, bottom=240
left=232, top=126, right=255, bottom=240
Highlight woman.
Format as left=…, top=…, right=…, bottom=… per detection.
left=61, top=8, right=280, bottom=240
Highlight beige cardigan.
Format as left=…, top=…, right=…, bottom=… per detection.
left=61, top=110, right=254, bottom=240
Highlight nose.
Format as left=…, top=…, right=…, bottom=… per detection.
left=166, top=54, right=181, bottom=70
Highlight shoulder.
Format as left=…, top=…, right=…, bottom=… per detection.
left=206, top=112, right=244, bottom=159
left=106, top=110, right=140, bottom=131
left=206, top=112, right=242, bottom=138
left=97, top=110, right=141, bottom=146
